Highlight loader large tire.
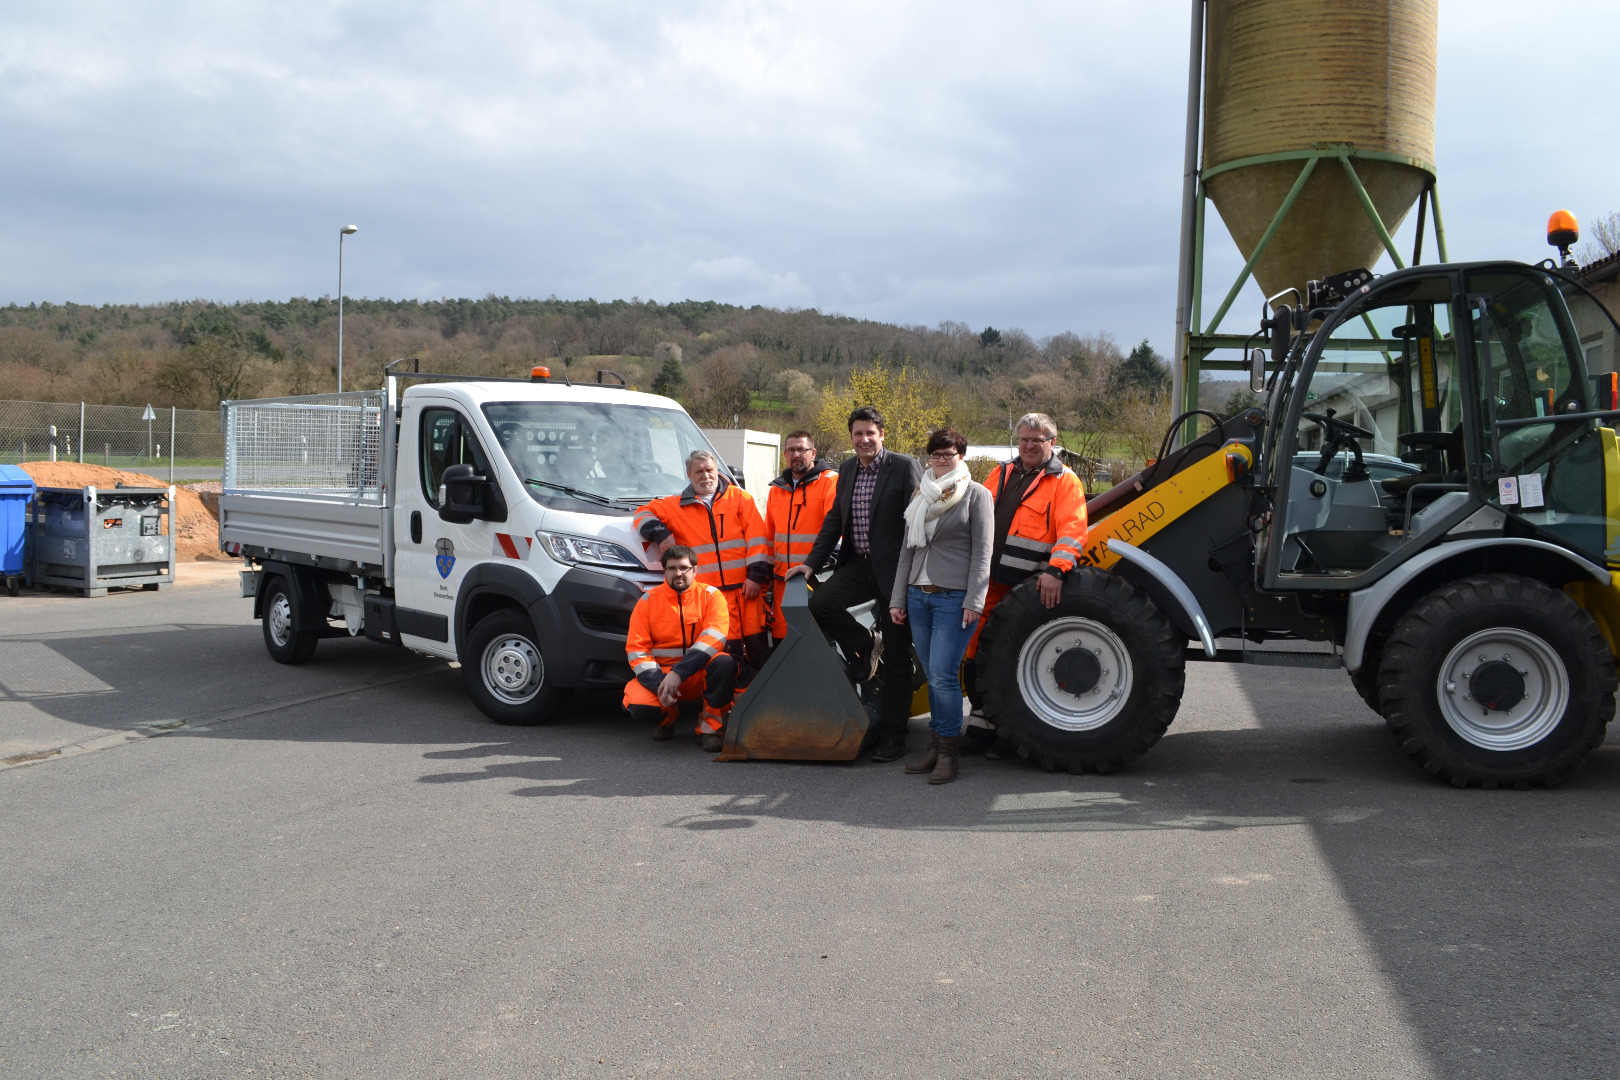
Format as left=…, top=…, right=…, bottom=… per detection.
left=1349, top=635, right=1385, bottom=715
left=1379, top=574, right=1616, bottom=788
left=979, top=568, right=1184, bottom=774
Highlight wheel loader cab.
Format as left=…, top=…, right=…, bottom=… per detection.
left=1259, top=263, right=1620, bottom=587
left=1468, top=269, right=1615, bottom=562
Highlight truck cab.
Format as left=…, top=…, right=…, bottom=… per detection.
left=221, top=369, right=721, bottom=724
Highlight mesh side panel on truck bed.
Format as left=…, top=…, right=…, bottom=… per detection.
left=223, top=392, right=386, bottom=503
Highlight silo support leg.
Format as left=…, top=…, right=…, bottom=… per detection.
left=1205, top=156, right=1320, bottom=336
left=1338, top=156, right=1405, bottom=270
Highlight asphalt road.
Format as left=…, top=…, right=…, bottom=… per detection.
left=2, top=576, right=1617, bottom=1079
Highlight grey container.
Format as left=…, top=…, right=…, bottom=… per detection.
left=28, top=485, right=177, bottom=597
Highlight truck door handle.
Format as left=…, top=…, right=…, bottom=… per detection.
left=410, top=511, right=422, bottom=544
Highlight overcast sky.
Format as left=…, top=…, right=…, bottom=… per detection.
left=3, top=1, right=1617, bottom=354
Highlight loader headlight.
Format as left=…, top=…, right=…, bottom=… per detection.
left=537, top=531, right=646, bottom=571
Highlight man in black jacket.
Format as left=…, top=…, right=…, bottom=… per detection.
left=785, top=406, right=923, bottom=762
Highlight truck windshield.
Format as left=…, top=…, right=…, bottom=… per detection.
left=482, top=401, right=713, bottom=510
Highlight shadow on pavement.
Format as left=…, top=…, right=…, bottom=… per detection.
left=1231, top=664, right=1620, bottom=1078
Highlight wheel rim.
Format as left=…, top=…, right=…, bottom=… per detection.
left=1436, top=627, right=1569, bottom=751
left=267, top=593, right=292, bottom=648
left=1014, top=616, right=1134, bottom=731
left=482, top=634, right=544, bottom=706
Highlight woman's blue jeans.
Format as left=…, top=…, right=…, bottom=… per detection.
left=906, top=585, right=974, bottom=737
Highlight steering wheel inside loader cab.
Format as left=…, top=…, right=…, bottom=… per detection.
left=1303, top=409, right=1374, bottom=481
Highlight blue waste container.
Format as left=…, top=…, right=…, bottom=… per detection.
left=0, top=464, right=35, bottom=595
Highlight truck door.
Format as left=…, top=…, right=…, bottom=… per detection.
left=395, top=402, right=500, bottom=657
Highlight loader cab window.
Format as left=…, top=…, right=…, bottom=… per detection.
left=1467, top=268, right=1606, bottom=559
left=1271, top=273, right=1462, bottom=581
left=420, top=407, right=493, bottom=509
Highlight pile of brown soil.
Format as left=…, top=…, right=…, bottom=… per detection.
left=18, top=462, right=223, bottom=561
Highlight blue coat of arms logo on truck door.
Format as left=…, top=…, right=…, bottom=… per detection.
left=436, top=538, right=456, bottom=579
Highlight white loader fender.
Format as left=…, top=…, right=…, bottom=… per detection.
left=1106, top=538, right=1218, bottom=657
left=1343, top=537, right=1611, bottom=673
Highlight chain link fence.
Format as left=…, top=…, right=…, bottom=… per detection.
left=0, top=400, right=223, bottom=468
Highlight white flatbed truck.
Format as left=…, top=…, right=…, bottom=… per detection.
left=219, top=364, right=725, bottom=723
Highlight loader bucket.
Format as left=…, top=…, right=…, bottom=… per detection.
left=716, top=575, right=874, bottom=762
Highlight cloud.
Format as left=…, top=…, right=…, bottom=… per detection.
left=0, top=0, right=1617, bottom=353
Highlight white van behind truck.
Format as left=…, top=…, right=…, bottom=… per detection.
left=219, top=364, right=725, bottom=723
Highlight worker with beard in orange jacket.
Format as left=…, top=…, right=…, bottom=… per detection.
left=624, top=545, right=738, bottom=752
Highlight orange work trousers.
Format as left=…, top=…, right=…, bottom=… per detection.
left=964, top=581, right=1012, bottom=660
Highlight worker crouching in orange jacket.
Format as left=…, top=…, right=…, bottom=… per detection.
left=633, top=449, right=774, bottom=682
left=962, top=413, right=1088, bottom=755
left=624, top=545, right=738, bottom=752
left=765, top=430, right=839, bottom=640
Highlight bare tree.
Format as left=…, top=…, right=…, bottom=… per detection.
left=1577, top=211, right=1620, bottom=265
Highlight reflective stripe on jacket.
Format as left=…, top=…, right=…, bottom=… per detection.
left=766, top=463, right=839, bottom=576
left=633, top=476, right=773, bottom=589
left=625, top=581, right=730, bottom=684
left=983, top=456, right=1088, bottom=585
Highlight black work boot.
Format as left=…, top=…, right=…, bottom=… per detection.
left=983, top=736, right=1017, bottom=760
left=870, top=737, right=908, bottom=763
left=904, top=733, right=941, bottom=774
left=928, top=737, right=960, bottom=784
left=958, top=723, right=996, bottom=756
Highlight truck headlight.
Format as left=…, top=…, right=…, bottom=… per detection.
left=537, top=532, right=646, bottom=571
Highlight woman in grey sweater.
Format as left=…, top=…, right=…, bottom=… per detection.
left=888, top=427, right=993, bottom=784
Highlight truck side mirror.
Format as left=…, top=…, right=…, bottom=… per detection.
left=439, top=463, right=484, bottom=524
left=1248, top=348, right=1265, bottom=393
left=1270, top=303, right=1293, bottom=365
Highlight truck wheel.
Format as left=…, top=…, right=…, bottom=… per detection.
left=1380, top=574, right=1617, bottom=788
left=1349, top=635, right=1385, bottom=715
left=461, top=610, right=562, bottom=725
left=262, top=576, right=319, bottom=664
left=979, top=568, right=1185, bottom=774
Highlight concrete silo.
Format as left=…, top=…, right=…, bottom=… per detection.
left=1171, top=0, right=1448, bottom=420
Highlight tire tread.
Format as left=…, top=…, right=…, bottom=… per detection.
left=1380, top=573, right=1615, bottom=788
left=980, top=569, right=1184, bottom=774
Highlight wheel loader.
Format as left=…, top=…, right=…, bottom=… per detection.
left=728, top=253, right=1620, bottom=787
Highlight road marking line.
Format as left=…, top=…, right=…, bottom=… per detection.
left=0, top=623, right=247, bottom=642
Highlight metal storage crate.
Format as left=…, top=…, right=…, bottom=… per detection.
left=29, top=485, right=176, bottom=597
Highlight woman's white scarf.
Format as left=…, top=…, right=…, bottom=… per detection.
left=903, top=460, right=972, bottom=549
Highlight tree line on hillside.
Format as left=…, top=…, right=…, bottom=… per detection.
left=0, top=295, right=1250, bottom=469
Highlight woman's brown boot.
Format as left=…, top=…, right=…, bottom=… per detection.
left=904, top=732, right=941, bottom=774
left=928, top=736, right=959, bottom=784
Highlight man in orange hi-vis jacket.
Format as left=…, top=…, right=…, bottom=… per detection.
left=633, top=449, right=773, bottom=682
left=962, top=412, right=1088, bottom=756
left=765, top=430, right=839, bottom=640
left=624, top=545, right=738, bottom=752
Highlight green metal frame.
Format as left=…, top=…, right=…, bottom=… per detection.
left=1180, top=145, right=1447, bottom=417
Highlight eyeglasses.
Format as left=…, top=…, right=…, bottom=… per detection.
left=928, top=450, right=959, bottom=461
left=785, top=446, right=816, bottom=455
left=1016, top=436, right=1053, bottom=445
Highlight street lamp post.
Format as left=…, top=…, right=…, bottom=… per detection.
left=337, top=224, right=358, bottom=393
